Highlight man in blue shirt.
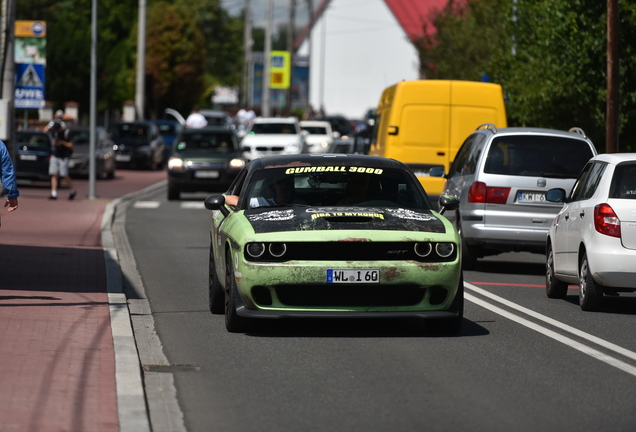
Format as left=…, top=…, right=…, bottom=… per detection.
left=0, top=140, right=19, bottom=212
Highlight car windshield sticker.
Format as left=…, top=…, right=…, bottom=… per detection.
left=284, top=166, right=383, bottom=175
left=246, top=207, right=445, bottom=234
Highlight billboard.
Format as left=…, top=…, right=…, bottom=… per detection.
left=14, top=21, right=46, bottom=109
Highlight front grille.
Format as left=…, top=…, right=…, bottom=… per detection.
left=255, top=147, right=285, bottom=152
left=188, top=161, right=224, bottom=169
left=274, top=284, right=425, bottom=307
left=244, top=242, right=457, bottom=263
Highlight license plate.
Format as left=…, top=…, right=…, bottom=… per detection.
left=327, top=269, right=379, bottom=283
left=19, top=154, right=37, bottom=161
left=115, top=154, right=131, bottom=162
left=518, top=191, right=546, bottom=203
left=194, top=170, right=219, bottom=178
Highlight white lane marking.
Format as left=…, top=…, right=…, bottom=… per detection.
left=180, top=202, right=205, bottom=209
left=465, top=283, right=636, bottom=362
left=134, top=201, right=161, bottom=209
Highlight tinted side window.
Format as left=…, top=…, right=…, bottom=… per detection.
left=449, top=134, right=484, bottom=177
left=609, top=162, right=636, bottom=199
left=571, top=162, right=606, bottom=201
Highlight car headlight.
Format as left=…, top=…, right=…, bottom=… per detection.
left=268, top=243, right=287, bottom=258
left=229, top=158, right=245, bottom=169
left=320, top=141, right=329, bottom=148
left=435, top=242, right=455, bottom=258
left=414, top=242, right=432, bottom=257
left=168, top=157, right=184, bottom=170
left=246, top=243, right=266, bottom=258
left=285, top=142, right=300, bottom=152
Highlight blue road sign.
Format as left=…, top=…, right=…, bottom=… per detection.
left=15, top=63, right=45, bottom=108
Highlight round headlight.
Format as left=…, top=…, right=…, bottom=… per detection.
left=436, top=242, right=455, bottom=258
left=269, top=243, right=287, bottom=258
left=414, top=242, right=432, bottom=257
left=246, top=243, right=265, bottom=258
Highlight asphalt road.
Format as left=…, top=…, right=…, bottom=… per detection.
left=124, top=187, right=636, bottom=432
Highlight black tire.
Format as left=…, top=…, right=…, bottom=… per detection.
left=167, top=183, right=180, bottom=201
left=428, top=272, right=464, bottom=334
left=225, top=249, right=250, bottom=333
left=579, top=252, right=603, bottom=311
left=455, top=215, right=477, bottom=270
left=209, top=241, right=224, bottom=314
left=546, top=244, right=568, bottom=299
left=107, top=165, right=116, bottom=179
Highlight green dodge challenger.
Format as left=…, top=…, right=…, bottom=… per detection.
left=204, top=154, right=463, bottom=333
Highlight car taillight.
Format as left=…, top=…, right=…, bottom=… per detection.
left=468, top=181, right=510, bottom=204
left=594, top=203, right=621, bottom=238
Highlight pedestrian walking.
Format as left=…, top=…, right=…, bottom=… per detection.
left=185, top=106, right=208, bottom=129
left=47, top=122, right=76, bottom=200
left=0, top=140, right=19, bottom=212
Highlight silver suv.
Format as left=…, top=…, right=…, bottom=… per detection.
left=439, top=124, right=597, bottom=269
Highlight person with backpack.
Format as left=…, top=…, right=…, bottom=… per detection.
left=46, top=117, right=76, bottom=200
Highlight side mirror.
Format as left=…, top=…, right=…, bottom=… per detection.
left=204, top=195, right=229, bottom=216
left=546, top=188, right=567, bottom=203
left=429, top=167, right=446, bottom=178
left=438, top=194, right=460, bottom=215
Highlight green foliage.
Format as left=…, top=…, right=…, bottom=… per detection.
left=418, top=0, right=636, bottom=152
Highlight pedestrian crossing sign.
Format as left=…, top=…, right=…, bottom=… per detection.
left=15, top=63, right=45, bottom=109
left=269, top=51, right=291, bottom=89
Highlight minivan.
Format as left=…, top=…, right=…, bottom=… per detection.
left=439, top=124, right=597, bottom=269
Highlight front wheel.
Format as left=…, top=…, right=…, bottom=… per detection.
left=546, top=244, right=568, bottom=299
left=225, top=250, right=251, bottom=333
left=209, top=241, right=224, bottom=314
left=579, top=252, right=603, bottom=311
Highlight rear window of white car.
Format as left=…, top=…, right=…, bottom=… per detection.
left=484, top=136, right=595, bottom=178
left=610, top=163, right=636, bottom=199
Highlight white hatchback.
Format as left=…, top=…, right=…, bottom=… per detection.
left=545, top=153, right=636, bottom=311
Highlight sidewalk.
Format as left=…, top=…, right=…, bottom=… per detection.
left=0, top=170, right=165, bottom=432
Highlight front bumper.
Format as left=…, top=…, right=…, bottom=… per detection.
left=233, top=259, right=462, bottom=318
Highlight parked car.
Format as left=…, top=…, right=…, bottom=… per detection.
left=110, top=121, right=166, bottom=170
left=319, top=115, right=355, bottom=153
left=167, top=126, right=245, bottom=200
left=545, top=153, right=636, bottom=311
left=439, top=125, right=597, bottom=269
left=66, top=126, right=116, bottom=179
left=15, top=130, right=52, bottom=182
left=150, top=119, right=183, bottom=163
left=240, top=117, right=307, bottom=160
left=299, top=120, right=334, bottom=154
left=204, top=154, right=463, bottom=333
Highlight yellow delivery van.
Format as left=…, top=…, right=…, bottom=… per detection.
left=368, top=80, right=507, bottom=197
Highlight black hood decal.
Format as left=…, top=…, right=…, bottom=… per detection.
left=245, top=206, right=446, bottom=234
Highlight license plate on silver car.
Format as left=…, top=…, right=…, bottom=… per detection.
left=327, top=269, right=379, bottom=283
left=194, top=170, right=219, bottom=178
left=518, top=191, right=546, bottom=203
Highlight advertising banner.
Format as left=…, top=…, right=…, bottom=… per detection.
left=14, top=21, right=47, bottom=109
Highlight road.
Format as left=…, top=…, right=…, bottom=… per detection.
left=123, top=187, right=636, bottom=432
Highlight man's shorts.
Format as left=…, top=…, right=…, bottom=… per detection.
left=49, top=156, right=70, bottom=177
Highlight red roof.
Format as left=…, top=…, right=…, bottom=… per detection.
left=383, top=0, right=450, bottom=42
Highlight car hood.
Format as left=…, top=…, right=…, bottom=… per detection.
left=243, top=206, right=446, bottom=234
left=241, top=135, right=302, bottom=146
left=305, top=135, right=332, bottom=145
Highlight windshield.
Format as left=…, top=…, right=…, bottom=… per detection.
left=112, top=124, right=149, bottom=139
left=68, top=130, right=90, bottom=145
left=301, top=126, right=328, bottom=135
left=17, top=132, right=50, bottom=149
left=484, top=136, right=595, bottom=178
left=176, top=132, right=238, bottom=152
left=244, top=167, right=429, bottom=209
left=249, top=123, right=298, bottom=135
left=157, top=123, right=180, bottom=135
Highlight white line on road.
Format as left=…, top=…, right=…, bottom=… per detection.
left=180, top=201, right=205, bottom=209
left=134, top=201, right=161, bottom=208
left=465, top=285, right=636, bottom=377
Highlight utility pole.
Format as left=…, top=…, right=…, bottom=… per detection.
left=88, top=0, right=97, bottom=199
left=1, top=0, right=16, bottom=162
left=306, top=0, right=313, bottom=114
left=242, top=0, right=252, bottom=108
left=262, top=0, right=273, bottom=117
left=285, top=0, right=296, bottom=115
left=606, top=0, right=619, bottom=153
left=135, top=0, right=147, bottom=120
